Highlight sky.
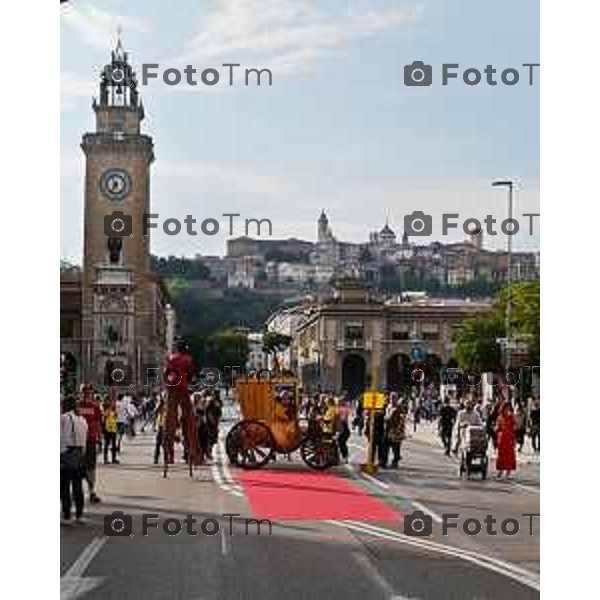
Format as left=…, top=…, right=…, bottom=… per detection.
left=60, top=0, right=540, bottom=262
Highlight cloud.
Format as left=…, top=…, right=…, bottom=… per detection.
left=174, top=0, right=417, bottom=74
left=61, top=71, right=95, bottom=111
left=155, top=159, right=289, bottom=198
left=61, top=1, right=150, bottom=49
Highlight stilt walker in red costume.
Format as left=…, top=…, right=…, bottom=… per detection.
left=163, top=338, right=201, bottom=476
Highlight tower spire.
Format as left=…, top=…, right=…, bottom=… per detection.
left=98, top=31, right=139, bottom=110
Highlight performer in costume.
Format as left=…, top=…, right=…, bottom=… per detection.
left=163, top=338, right=201, bottom=465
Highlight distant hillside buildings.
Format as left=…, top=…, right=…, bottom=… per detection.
left=197, top=210, right=539, bottom=292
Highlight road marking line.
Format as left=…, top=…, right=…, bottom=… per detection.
left=513, top=482, right=540, bottom=494
left=344, top=519, right=540, bottom=577
left=61, top=537, right=107, bottom=600
left=360, top=471, right=390, bottom=490
left=352, top=551, right=414, bottom=600
left=217, top=432, right=244, bottom=497
left=348, top=520, right=541, bottom=585
left=211, top=457, right=232, bottom=493
left=411, top=500, right=443, bottom=524
left=331, top=520, right=540, bottom=591
left=220, top=525, right=228, bottom=556
left=63, top=536, right=106, bottom=579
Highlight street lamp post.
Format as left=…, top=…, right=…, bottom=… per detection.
left=492, top=179, right=515, bottom=380
left=314, top=348, right=321, bottom=392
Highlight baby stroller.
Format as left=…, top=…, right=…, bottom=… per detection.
left=459, top=425, right=488, bottom=479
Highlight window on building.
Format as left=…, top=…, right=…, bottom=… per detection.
left=422, top=330, right=440, bottom=341
left=391, top=330, right=410, bottom=340
left=60, top=319, right=75, bottom=339
left=345, top=324, right=364, bottom=341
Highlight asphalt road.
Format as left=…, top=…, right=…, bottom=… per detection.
left=61, top=413, right=540, bottom=600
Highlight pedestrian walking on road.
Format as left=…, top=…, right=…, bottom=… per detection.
left=515, top=402, right=527, bottom=452
left=352, top=399, right=364, bottom=436
left=103, top=395, right=119, bottom=464
left=77, top=384, right=102, bottom=504
left=366, top=403, right=388, bottom=468
left=205, top=392, right=223, bottom=461
left=116, top=394, right=128, bottom=453
left=194, top=394, right=211, bottom=462
left=336, top=398, right=351, bottom=463
left=412, top=399, right=421, bottom=433
left=438, top=396, right=457, bottom=456
left=453, top=400, right=482, bottom=454
left=153, top=399, right=166, bottom=464
left=495, top=402, right=517, bottom=479
left=386, top=394, right=407, bottom=468
left=529, top=398, right=540, bottom=453
left=486, top=399, right=500, bottom=450
left=60, top=395, right=88, bottom=524
left=140, top=393, right=156, bottom=433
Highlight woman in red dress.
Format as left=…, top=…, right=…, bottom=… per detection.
left=495, top=402, right=517, bottom=479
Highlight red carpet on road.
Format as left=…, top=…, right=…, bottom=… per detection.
left=237, top=469, right=401, bottom=521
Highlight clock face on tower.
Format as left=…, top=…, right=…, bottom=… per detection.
left=99, top=168, right=132, bottom=201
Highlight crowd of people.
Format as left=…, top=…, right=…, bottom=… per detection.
left=60, top=385, right=158, bottom=524
left=298, top=391, right=409, bottom=469
left=298, top=387, right=540, bottom=479
left=416, top=391, right=540, bottom=479
left=60, top=371, right=226, bottom=524
left=60, top=347, right=540, bottom=524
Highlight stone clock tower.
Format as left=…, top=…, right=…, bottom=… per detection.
left=81, top=39, right=160, bottom=385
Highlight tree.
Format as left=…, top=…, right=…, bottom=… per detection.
left=186, top=329, right=249, bottom=389
left=454, top=313, right=503, bottom=373
left=150, top=255, right=211, bottom=280
left=262, top=331, right=292, bottom=374
left=165, top=277, right=189, bottom=300
left=213, top=330, right=250, bottom=372
left=453, top=281, right=540, bottom=371
left=496, top=281, right=540, bottom=365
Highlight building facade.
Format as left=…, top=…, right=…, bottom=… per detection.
left=292, top=281, right=491, bottom=397
left=226, top=210, right=539, bottom=290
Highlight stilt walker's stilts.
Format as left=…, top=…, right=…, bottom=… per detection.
left=163, top=429, right=168, bottom=478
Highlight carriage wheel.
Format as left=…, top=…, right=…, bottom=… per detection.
left=301, top=435, right=336, bottom=470
left=226, top=420, right=273, bottom=469
left=225, top=422, right=244, bottom=463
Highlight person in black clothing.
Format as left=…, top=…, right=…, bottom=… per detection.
left=487, top=399, right=501, bottom=450
left=367, top=408, right=388, bottom=467
left=205, top=392, right=223, bottom=460
left=193, top=394, right=210, bottom=463
left=353, top=400, right=365, bottom=435
left=60, top=395, right=87, bottom=524
left=438, top=396, right=457, bottom=456
left=515, top=402, right=527, bottom=452
left=529, top=398, right=540, bottom=452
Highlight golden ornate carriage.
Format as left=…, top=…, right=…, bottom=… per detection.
left=225, top=378, right=338, bottom=470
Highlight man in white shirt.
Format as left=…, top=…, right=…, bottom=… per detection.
left=116, top=394, right=129, bottom=452
left=60, top=396, right=88, bottom=524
